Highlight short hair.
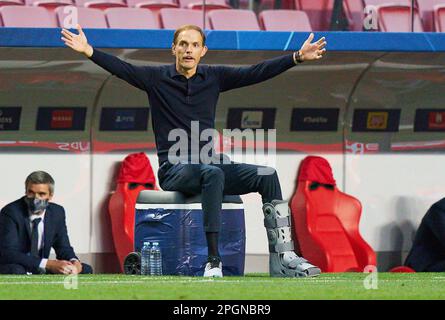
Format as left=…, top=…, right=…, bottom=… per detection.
left=173, top=25, right=206, bottom=46
left=25, top=171, right=55, bottom=195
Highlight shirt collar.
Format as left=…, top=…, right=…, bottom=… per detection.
left=29, top=210, right=45, bottom=222
left=168, top=64, right=205, bottom=79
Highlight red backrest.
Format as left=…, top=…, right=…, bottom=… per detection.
left=105, top=7, right=160, bottom=29
left=74, top=0, right=125, bottom=6
left=377, top=4, right=423, bottom=31
left=208, top=9, right=259, bottom=30
left=0, top=6, right=57, bottom=27
left=56, top=6, right=108, bottom=28
left=160, top=8, right=210, bottom=29
left=108, top=152, right=158, bottom=272
left=364, top=0, right=411, bottom=4
left=0, top=0, right=24, bottom=7
left=259, top=9, right=312, bottom=31
left=294, top=0, right=334, bottom=31
left=178, top=0, right=229, bottom=8
left=343, top=0, right=365, bottom=31
left=290, top=156, right=376, bottom=272
left=417, top=0, right=441, bottom=31
left=434, top=4, right=445, bottom=31
left=25, top=0, right=73, bottom=8
left=126, top=0, right=176, bottom=6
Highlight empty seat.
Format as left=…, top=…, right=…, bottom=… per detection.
left=160, top=8, right=210, bottom=29
left=0, top=0, right=24, bottom=7
left=294, top=0, right=334, bottom=31
left=347, top=0, right=415, bottom=31
left=106, top=7, right=159, bottom=29
left=179, top=0, right=230, bottom=10
left=208, top=9, right=259, bottom=30
left=290, top=156, right=377, bottom=273
left=0, top=6, right=57, bottom=27
left=259, top=9, right=312, bottom=31
left=108, top=152, right=158, bottom=273
left=126, top=0, right=177, bottom=25
left=56, top=6, right=108, bottom=28
left=434, top=4, right=445, bottom=32
left=126, top=0, right=177, bottom=10
left=26, top=0, right=72, bottom=9
left=418, top=0, right=443, bottom=31
left=343, top=0, right=364, bottom=31
left=377, top=4, right=423, bottom=32
left=74, top=0, right=126, bottom=9
left=364, top=0, right=411, bottom=4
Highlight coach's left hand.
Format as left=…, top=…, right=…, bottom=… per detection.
left=298, top=33, right=327, bottom=61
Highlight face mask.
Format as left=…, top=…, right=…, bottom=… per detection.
left=25, top=197, right=48, bottom=214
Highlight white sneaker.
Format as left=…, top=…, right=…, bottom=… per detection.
left=203, top=256, right=223, bottom=278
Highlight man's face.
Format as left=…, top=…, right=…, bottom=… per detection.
left=172, top=29, right=207, bottom=72
left=26, top=183, right=52, bottom=201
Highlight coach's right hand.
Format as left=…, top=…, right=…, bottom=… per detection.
left=61, top=24, right=93, bottom=58
left=46, top=259, right=76, bottom=275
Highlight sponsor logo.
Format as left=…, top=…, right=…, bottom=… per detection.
left=241, top=111, right=263, bottom=129
left=51, top=110, right=74, bottom=129
left=303, top=116, right=328, bottom=124
left=366, top=112, right=388, bottom=130
left=428, top=111, right=445, bottom=129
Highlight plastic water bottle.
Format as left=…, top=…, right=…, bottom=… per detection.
left=149, top=242, right=162, bottom=276
left=141, top=241, right=151, bottom=275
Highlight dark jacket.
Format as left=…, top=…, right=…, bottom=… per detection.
left=405, top=198, right=445, bottom=271
left=0, top=197, right=77, bottom=272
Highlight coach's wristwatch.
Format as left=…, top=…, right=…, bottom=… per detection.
left=293, top=50, right=304, bottom=64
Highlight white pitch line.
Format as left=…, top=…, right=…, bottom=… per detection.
left=1, top=279, right=445, bottom=286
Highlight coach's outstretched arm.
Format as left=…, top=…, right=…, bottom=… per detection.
left=217, top=33, right=327, bottom=92
left=61, top=24, right=154, bottom=90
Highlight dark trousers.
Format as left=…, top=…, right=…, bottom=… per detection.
left=0, top=263, right=93, bottom=275
left=158, top=161, right=283, bottom=232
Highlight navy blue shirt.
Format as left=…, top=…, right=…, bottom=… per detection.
left=89, top=49, right=297, bottom=165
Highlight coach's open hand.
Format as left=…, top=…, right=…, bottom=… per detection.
left=298, top=33, right=327, bottom=61
left=61, top=24, right=93, bottom=58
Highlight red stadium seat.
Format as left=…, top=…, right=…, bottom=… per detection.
left=290, top=156, right=377, bottom=273
left=389, top=266, right=416, bottom=272
left=126, top=0, right=177, bottom=7
left=74, top=0, right=126, bottom=9
left=160, top=8, right=210, bottom=29
left=434, top=4, right=445, bottom=32
left=56, top=6, right=108, bottom=28
left=343, top=0, right=364, bottom=31
left=0, top=0, right=24, bottom=7
left=259, top=9, right=312, bottom=31
left=26, top=0, right=72, bottom=10
left=346, top=0, right=416, bottom=31
left=418, top=0, right=442, bottom=31
left=0, top=6, right=57, bottom=27
left=108, top=153, right=158, bottom=273
left=126, top=0, right=178, bottom=26
left=179, top=0, right=230, bottom=10
left=208, top=9, right=260, bottom=30
left=377, top=4, right=423, bottom=32
left=294, top=0, right=334, bottom=31
left=105, top=7, right=160, bottom=29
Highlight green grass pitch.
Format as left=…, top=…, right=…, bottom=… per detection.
left=0, top=273, right=444, bottom=300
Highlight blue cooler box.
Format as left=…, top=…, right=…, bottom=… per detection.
left=134, top=190, right=246, bottom=276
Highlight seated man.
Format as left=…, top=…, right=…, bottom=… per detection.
left=0, top=171, right=93, bottom=275
left=61, top=24, right=325, bottom=278
left=405, top=197, right=445, bottom=272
